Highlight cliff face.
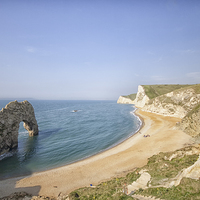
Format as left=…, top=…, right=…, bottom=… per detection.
left=178, top=105, right=200, bottom=137
left=117, top=96, right=135, bottom=104
left=118, top=84, right=200, bottom=137
left=0, top=100, right=39, bottom=156
left=134, top=85, right=200, bottom=118
left=134, top=85, right=150, bottom=108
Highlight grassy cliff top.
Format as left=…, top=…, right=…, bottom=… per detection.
left=122, top=93, right=137, bottom=101
left=142, top=84, right=196, bottom=99
left=121, top=84, right=200, bottom=102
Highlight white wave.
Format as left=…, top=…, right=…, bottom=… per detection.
left=130, top=107, right=143, bottom=133
left=0, top=151, right=15, bottom=161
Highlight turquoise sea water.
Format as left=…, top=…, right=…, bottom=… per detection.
left=0, top=100, right=141, bottom=180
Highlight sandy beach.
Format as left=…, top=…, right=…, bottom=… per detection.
left=0, top=109, right=193, bottom=198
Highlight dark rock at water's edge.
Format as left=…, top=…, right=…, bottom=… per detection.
left=0, top=192, right=32, bottom=200
left=0, top=192, right=58, bottom=200
left=0, top=100, right=39, bottom=156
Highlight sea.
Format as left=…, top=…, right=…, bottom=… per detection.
left=0, top=100, right=141, bottom=180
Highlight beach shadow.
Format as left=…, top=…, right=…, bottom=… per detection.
left=0, top=128, right=63, bottom=198
left=0, top=128, right=61, bottom=180
left=0, top=135, right=39, bottom=180
left=0, top=137, right=41, bottom=198
left=0, top=179, right=41, bottom=198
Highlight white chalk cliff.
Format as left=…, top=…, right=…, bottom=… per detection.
left=117, top=96, right=135, bottom=104
left=140, top=88, right=200, bottom=118
left=120, top=85, right=200, bottom=119
left=133, top=85, right=150, bottom=108
left=0, top=100, right=39, bottom=155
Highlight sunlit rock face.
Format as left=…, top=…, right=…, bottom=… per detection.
left=134, top=85, right=150, bottom=108
left=134, top=85, right=200, bottom=118
left=0, top=100, right=38, bottom=155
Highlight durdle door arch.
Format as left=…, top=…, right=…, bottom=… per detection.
left=0, top=100, right=39, bottom=156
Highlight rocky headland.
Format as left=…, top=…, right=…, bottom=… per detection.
left=0, top=100, right=38, bottom=156
left=118, top=84, right=200, bottom=118
left=118, top=84, right=200, bottom=138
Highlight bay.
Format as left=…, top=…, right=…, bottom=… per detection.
left=0, top=100, right=141, bottom=179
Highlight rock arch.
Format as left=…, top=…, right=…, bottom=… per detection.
left=0, top=100, right=39, bottom=156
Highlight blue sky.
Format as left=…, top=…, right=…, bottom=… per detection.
left=1, top=0, right=200, bottom=100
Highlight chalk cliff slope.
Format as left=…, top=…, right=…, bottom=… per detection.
left=134, top=84, right=200, bottom=118
left=178, top=104, right=200, bottom=138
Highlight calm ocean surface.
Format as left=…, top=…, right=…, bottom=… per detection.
left=0, top=100, right=141, bottom=180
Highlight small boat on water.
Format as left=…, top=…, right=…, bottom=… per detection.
left=72, top=110, right=78, bottom=112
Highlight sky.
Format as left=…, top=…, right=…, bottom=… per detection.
left=0, top=0, right=200, bottom=100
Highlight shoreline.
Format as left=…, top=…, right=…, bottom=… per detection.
left=0, top=105, right=143, bottom=181
left=0, top=109, right=193, bottom=198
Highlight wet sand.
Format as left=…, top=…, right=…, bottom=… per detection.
left=0, top=109, right=193, bottom=198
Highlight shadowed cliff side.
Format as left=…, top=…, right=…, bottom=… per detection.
left=0, top=100, right=39, bottom=156
left=178, top=104, right=200, bottom=138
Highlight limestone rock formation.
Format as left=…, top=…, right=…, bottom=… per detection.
left=155, top=145, right=200, bottom=188
left=117, top=96, right=135, bottom=104
left=0, top=100, right=39, bottom=156
left=133, top=85, right=200, bottom=118
left=127, top=170, right=151, bottom=194
left=178, top=105, right=200, bottom=137
left=134, top=85, right=150, bottom=108
left=142, top=88, right=200, bottom=118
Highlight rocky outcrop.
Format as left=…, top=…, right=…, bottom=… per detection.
left=0, top=192, right=59, bottom=200
left=154, top=145, right=200, bottom=188
left=0, top=100, right=39, bottom=156
left=117, top=96, right=135, bottom=104
left=127, top=170, right=151, bottom=194
left=128, top=145, right=200, bottom=193
left=0, top=192, right=32, bottom=200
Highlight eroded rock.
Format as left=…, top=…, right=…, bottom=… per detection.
left=178, top=105, right=200, bottom=137
left=133, top=85, right=200, bottom=118
left=0, top=100, right=38, bottom=156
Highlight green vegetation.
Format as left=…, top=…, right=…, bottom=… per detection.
left=137, top=178, right=200, bottom=200
left=170, top=83, right=200, bottom=96
left=192, top=84, right=200, bottom=94
left=143, top=151, right=198, bottom=186
left=122, top=93, right=137, bottom=101
left=69, top=172, right=140, bottom=199
left=69, top=146, right=199, bottom=200
left=142, top=84, right=192, bottom=99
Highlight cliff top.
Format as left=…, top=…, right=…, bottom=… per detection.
left=142, top=84, right=195, bottom=99
left=122, top=93, right=137, bottom=101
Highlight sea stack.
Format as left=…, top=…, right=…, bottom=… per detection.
left=0, top=100, right=39, bottom=156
